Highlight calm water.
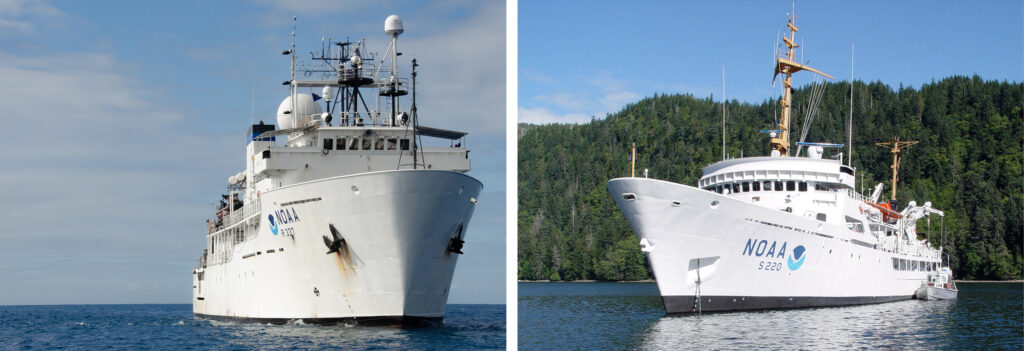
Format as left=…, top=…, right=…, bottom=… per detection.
left=519, top=282, right=1023, bottom=350
left=0, top=304, right=504, bottom=350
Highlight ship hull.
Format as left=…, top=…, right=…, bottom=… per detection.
left=193, top=170, right=481, bottom=324
left=607, top=177, right=932, bottom=314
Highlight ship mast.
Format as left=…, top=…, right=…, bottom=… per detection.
left=771, top=11, right=833, bottom=156
left=875, top=137, right=918, bottom=201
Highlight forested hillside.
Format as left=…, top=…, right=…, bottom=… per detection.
left=518, top=76, right=1022, bottom=281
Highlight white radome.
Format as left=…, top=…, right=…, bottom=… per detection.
left=385, top=15, right=404, bottom=36
left=276, top=94, right=323, bottom=130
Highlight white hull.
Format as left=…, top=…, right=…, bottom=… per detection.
left=608, top=177, right=936, bottom=313
left=193, top=170, right=480, bottom=324
left=915, top=285, right=958, bottom=300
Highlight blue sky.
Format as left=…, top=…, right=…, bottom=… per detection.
left=519, top=0, right=1023, bottom=124
left=0, top=0, right=505, bottom=305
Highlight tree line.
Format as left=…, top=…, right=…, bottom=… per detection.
left=518, top=75, right=1022, bottom=281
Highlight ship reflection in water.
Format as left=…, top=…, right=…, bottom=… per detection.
left=518, top=282, right=1022, bottom=350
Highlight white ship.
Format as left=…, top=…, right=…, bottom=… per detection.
left=192, top=15, right=482, bottom=325
left=607, top=14, right=949, bottom=314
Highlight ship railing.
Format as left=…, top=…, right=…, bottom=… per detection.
left=210, top=201, right=262, bottom=234
left=845, top=188, right=870, bottom=203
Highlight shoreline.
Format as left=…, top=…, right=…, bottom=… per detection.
left=518, top=280, right=656, bottom=283
left=519, top=279, right=1022, bottom=283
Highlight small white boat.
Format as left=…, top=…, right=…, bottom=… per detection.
left=915, top=267, right=958, bottom=300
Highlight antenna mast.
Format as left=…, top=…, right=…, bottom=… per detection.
left=770, top=10, right=833, bottom=156
left=722, top=66, right=726, bottom=160
left=848, top=44, right=854, bottom=166
left=875, top=137, right=918, bottom=201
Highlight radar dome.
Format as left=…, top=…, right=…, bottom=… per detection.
left=385, top=15, right=403, bottom=37
left=276, top=94, right=323, bottom=129
left=807, top=146, right=824, bottom=159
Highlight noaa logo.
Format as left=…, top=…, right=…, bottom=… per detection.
left=787, top=245, right=807, bottom=271
left=268, top=214, right=278, bottom=235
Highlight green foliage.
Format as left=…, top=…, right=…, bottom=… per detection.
left=518, top=75, right=1023, bottom=281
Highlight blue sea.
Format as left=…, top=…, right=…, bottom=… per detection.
left=0, top=304, right=504, bottom=350
left=519, top=282, right=1023, bottom=350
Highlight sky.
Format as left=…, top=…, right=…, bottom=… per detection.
left=0, top=0, right=505, bottom=305
left=519, top=0, right=1024, bottom=124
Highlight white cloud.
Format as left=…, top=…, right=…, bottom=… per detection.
left=600, top=91, right=642, bottom=112
left=518, top=106, right=592, bottom=125
left=0, top=0, right=62, bottom=34
left=0, top=48, right=234, bottom=304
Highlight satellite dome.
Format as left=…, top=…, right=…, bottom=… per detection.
left=276, top=94, right=323, bottom=129
left=385, top=15, right=404, bottom=37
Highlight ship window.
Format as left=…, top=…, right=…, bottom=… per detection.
left=799, top=182, right=808, bottom=191
left=375, top=138, right=385, bottom=150
left=893, top=258, right=899, bottom=270
left=400, top=139, right=410, bottom=150
left=361, top=138, right=371, bottom=150
left=349, top=138, right=360, bottom=150
left=716, top=185, right=723, bottom=194
left=775, top=181, right=783, bottom=191
left=337, top=138, right=346, bottom=150
left=763, top=181, right=772, bottom=191
left=752, top=182, right=761, bottom=191
left=732, top=183, right=740, bottom=194
left=900, top=259, right=906, bottom=271
left=815, top=183, right=828, bottom=191
left=262, top=150, right=271, bottom=159
left=742, top=182, right=750, bottom=192
left=322, top=138, right=333, bottom=150
left=786, top=181, right=796, bottom=191
left=816, top=213, right=827, bottom=222
left=387, top=138, right=398, bottom=150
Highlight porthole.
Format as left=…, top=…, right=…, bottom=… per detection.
left=622, top=193, right=637, bottom=201
left=671, top=201, right=682, bottom=207
left=710, top=200, right=720, bottom=209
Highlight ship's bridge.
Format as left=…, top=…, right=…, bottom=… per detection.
left=698, top=156, right=856, bottom=195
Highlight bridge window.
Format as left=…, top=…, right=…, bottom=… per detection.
left=742, top=182, right=750, bottom=192
left=775, top=181, right=783, bottom=191
left=349, top=138, right=360, bottom=150
left=763, top=181, right=772, bottom=191
left=798, top=182, right=808, bottom=192
left=786, top=181, right=796, bottom=191
left=732, top=183, right=740, bottom=194
left=401, top=139, right=410, bottom=151
left=361, top=138, right=371, bottom=150
left=387, top=138, right=398, bottom=150
left=375, top=138, right=385, bottom=150
left=752, top=182, right=761, bottom=191
left=716, top=185, right=723, bottom=194
left=322, top=138, right=333, bottom=150
left=337, top=138, right=346, bottom=150
left=892, top=258, right=899, bottom=270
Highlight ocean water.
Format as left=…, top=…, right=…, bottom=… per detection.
left=519, top=282, right=1023, bottom=350
left=0, top=304, right=504, bottom=350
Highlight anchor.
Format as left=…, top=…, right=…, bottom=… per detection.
left=322, top=223, right=347, bottom=254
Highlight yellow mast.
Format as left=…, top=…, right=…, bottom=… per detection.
left=875, top=136, right=918, bottom=201
left=771, top=13, right=833, bottom=156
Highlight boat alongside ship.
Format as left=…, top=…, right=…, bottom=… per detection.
left=607, top=12, right=954, bottom=314
left=192, top=15, right=481, bottom=325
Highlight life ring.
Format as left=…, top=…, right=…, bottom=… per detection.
left=257, top=191, right=260, bottom=198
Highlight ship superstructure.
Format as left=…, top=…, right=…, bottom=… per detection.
left=607, top=13, right=949, bottom=313
left=192, top=15, right=482, bottom=325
